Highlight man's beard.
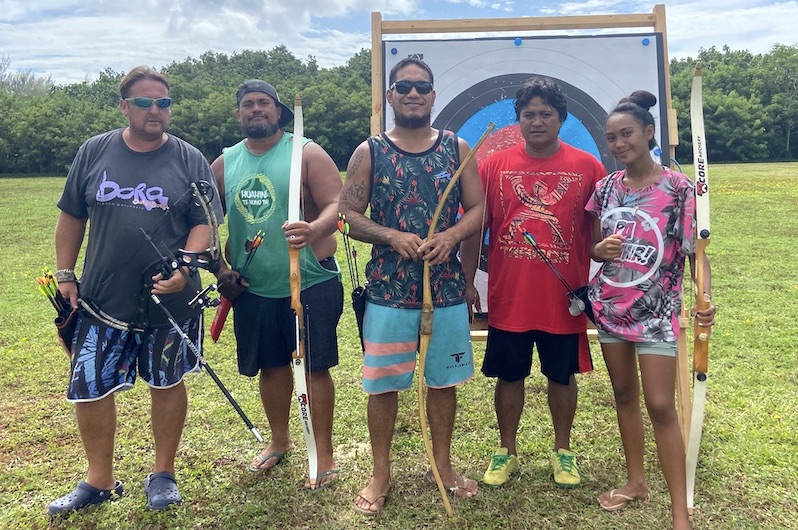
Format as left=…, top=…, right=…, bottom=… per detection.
left=394, top=112, right=430, bottom=129
left=245, top=121, right=280, bottom=139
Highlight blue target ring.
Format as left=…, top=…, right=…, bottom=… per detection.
left=433, top=74, right=619, bottom=171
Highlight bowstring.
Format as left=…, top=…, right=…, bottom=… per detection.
left=296, top=137, right=313, bottom=404
left=92, top=181, right=216, bottom=295
left=80, top=181, right=219, bottom=330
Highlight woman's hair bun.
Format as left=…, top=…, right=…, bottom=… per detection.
left=619, top=90, right=657, bottom=111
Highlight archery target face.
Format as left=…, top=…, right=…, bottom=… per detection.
left=381, top=33, right=669, bottom=313
left=383, top=33, right=669, bottom=168
left=433, top=75, right=609, bottom=168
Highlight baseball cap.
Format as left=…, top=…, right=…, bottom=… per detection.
left=236, top=80, right=294, bottom=127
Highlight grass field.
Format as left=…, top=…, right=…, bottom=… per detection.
left=0, top=163, right=797, bottom=529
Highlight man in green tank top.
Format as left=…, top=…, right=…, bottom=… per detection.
left=210, top=80, right=343, bottom=490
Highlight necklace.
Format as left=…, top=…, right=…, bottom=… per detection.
left=628, top=163, right=661, bottom=216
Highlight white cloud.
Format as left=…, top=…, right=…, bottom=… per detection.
left=1, top=0, right=796, bottom=85
left=666, top=1, right=798, bottom=58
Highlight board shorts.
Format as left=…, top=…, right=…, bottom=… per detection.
left=233, top=258, right=343, bottom=376
left=67, top=313, right=202, bottom=402
left=482, top=327, right=593, bottom=385
left=597, top=330, right=677, bottom=357
left=362, top=301, right=474, bottom=394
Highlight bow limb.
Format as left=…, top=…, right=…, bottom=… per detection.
left=686, top=63, right=711, bottom=515
left=287, top=94, right=318, bottom=487
left=418, top=123, right=494, bottom=516
left=190, top=181, right=222, bottom=275
left=418, top=258, right=450, bottom=516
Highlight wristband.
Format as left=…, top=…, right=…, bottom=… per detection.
left=54, top=269, right=77, bottom=283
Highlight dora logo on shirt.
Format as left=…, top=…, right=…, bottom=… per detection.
left=95, top=171, right=169, bottom=211
left=234, top=173, right=276, bottom=225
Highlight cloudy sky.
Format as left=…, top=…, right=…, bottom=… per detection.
left=2, top=0, right=796, bottom=85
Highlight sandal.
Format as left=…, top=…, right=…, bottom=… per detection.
left=144, top=471, right=181, bottom=510
left=598, top=489, right=651, bottom=511
left=424, top=470, right=478, bottom=498
left=248, top=450, right=288, bottom=473
left=353, top=493, right=389, bottom=516
left=48, top=480, right=124, bottom=516
left=304, top=468, right=339, bottom=492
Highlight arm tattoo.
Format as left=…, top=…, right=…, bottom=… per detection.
left=340, top=182, right=367, bottom=212
left=341, top=146, right=368, bottom=212
left=341, top=143, right=396, bottom=244
left=347, top=148, right=364, bottom=177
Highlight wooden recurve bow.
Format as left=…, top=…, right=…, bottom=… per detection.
left=418, top=123, right=493, bottom=516
left=288, top=94, right=318, bottom=487
left=686, top=63, right=712, bottom=516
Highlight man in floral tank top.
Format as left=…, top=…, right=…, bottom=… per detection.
left=340, top=58, right=484, bottom=516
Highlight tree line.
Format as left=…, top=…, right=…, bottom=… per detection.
left=1, top=43, right=796, bottom=175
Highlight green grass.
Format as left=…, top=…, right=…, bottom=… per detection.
left=1, top=164, right=797, bottom=529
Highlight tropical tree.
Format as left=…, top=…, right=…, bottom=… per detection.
left=754, top=44, right=798, bottom=158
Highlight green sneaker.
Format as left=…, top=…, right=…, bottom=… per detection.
left=551, top=448, right=581, bottom=488
left=483, top=448, right=519, bottom=486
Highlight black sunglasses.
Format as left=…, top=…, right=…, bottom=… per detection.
left=124, top=97, right=172, bottom=109
left=390, top=80, right=433, bottom=95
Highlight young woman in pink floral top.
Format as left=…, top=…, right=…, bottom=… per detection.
left=586, top=91, right=716, bottom=530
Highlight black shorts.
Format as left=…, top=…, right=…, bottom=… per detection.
left=232, top=259, right=343, bottom=376
left=481, top=327, right=592, bottom=385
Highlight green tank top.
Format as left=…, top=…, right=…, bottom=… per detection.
left=223, top=134, right=338, bottom=298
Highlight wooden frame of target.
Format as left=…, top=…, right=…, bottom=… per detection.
left=370, top=5, right=696, bottom=444
left=371, top=4, right=677, bottom=319
left=371, top=4, right=691, bottom=446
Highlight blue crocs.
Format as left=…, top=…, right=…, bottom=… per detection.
left=144, top=471, right=182, bottom=510
left=48, top=480, right=124, bottom=515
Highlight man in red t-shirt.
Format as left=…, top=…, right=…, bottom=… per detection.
left=463, top=77, right=605, bottom=489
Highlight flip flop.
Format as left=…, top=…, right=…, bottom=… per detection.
left=598, top=489, right=651, bottom=511
left=248, top=451, right=287, bottom=473
left=424, top=470, right=478, bottom=498
left=48, top=480, right=124, bottom=516
left=304, top=468, right=339, bottom=492
left=353, top=493, right=388, bottom=516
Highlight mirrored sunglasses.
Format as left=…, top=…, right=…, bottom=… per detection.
left=390, top=80, right=433, bottom=95
left=124, top=97, right=172, bottom=109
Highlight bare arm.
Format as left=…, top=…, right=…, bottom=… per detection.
left=210, top=153, right=235, bottom=277
left=460, top=164, right=490, bottom=312
left=339, top=141, right=423, bottom=260
left=460, top=233, right=481, bottom=288
left=210, top=154, right=227, bottom=214
left=209, top=153, right=250, bottom=299
left=54, top=211, right=87, bottom=308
